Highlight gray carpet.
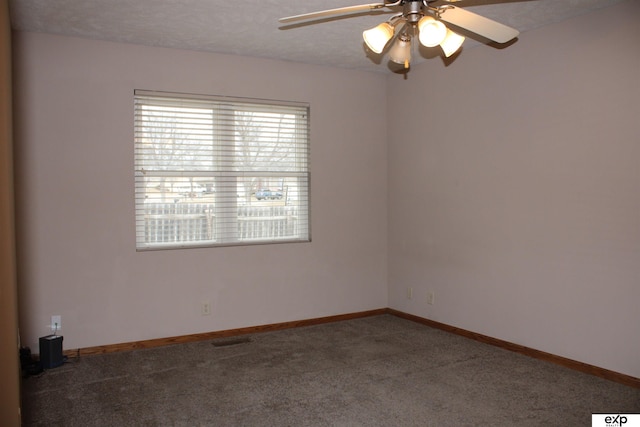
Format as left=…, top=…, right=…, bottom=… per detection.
left=21, top=314, right=640, bottom=426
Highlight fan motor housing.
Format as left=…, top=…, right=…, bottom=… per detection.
left=403, top=0, right=424, bottom=24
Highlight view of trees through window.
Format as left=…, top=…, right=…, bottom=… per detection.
left=134, top=91, right=310, bottom=250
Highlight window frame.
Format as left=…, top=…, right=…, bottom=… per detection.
left=134, top=90, right=311, bottom=251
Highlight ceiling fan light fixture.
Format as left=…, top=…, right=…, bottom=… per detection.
left=440, top=29, right=465, bottom=57
left=280, top=2, right=521, bottom=71
left=363, top=22, right=395, bottom=54
left=389, top=35, right=412, bottom=68
left=417, top=16, right=447, bottom=48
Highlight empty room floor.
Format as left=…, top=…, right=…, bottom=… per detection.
left=21, top=315, right=640, bottom=426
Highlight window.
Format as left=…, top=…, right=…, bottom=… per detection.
left=134, top=90, right=310, bottom=250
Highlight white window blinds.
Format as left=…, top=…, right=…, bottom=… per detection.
left=134, top=90, right=310, bottom=250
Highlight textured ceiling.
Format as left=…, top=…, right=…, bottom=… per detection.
left=8, top=0, right=628, bottom=73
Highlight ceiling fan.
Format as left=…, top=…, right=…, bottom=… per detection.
left=280, top=0, right=520, bottom=68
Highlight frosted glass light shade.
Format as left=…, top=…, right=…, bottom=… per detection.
left=389, top=36, right=411, bottom=68
left=363, top=22, right=394, bottom=54
left=440, top=29, right=465, bottom=57
left=418, top=16, right=447, bottom=47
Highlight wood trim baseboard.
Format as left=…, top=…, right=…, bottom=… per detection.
left=63, top=308, right=387, bottom=358
left=386, top=308, right=640, bottom=389
left=62, top=307, right=639, bottom=389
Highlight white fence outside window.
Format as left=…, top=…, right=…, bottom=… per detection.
left=142, top=203, right=300, bottom=246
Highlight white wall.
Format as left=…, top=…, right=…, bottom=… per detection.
left=13, top=1, right=640, bottom=380
left=12, top=33, right=389, bottom=351
left=388, top=0, right=640, bottom=378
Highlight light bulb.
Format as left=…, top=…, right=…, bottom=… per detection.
left=389, top=36, right=411, bottom=68
left=363, top=22, right=395, bottom=54
left=440, top=29, right=465, bottom=57
left=418, top=16, right=447, bottom=48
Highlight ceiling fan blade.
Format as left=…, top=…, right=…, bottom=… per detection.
left=439, top=6, right=519, bottom=43
left=279, top=3, right=387, bottom=24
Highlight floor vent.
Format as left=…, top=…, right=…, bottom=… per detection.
left=212, top=337, right=251, bottom=347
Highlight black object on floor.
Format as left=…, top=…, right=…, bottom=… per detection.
left=39, top=335, right=64, bottom=369
left=19, top=347, right=42, bottom=377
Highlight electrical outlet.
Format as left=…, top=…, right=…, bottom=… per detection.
left=51, top=315, right=62, bottom=333
left=407, top=287, right=413, bottom=300
left=201, top=301, right=211, bottom=316
left=427, top=292, right=435, bottom=305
